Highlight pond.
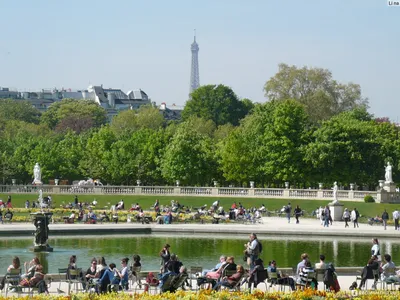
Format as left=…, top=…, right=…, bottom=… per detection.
left=0, top=234, right=397, bottom=274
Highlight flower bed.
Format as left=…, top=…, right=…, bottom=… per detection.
left=1, top=290, right=400, bottom=300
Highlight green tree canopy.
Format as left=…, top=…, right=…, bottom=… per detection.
left=41, top=99, right=107, bottom=132
left=264, top=63, right=369, bottom=123
left=182, top=84, right=252, bottom=126
left=0, top=99, right=41, bottom=124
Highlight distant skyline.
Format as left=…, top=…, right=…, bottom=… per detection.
left=0, top=0, right=399, bottom=119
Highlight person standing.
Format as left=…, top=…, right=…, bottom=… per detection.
left=245, top=233, right=260, bottom=270
left=323, top=206, right=330, bottom=228
left=392, top=209, right=399, bottom=230
left=343, top=208, right=350, bottom=228
left=351, top=208, right=359, bottom=228
left=382, top=209, right=389, bottom=230
left=286, top=203, right=292, bottom=224
left=371, top=238, right=381, bottom=262
left=294, top=205, right=302, bottom=224
left=159, top=244, right=171, bottom=273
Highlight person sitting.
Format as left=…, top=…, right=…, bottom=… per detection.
left=20, top=264, right=48, bottom=294
left=98, top=263, right=119, bottom=293
left=259, top=204, right=266, bottom=212
left=202, top=256, right=226, bottom=276
left=315, top=254, right=328, bottom=270
left=267, top=260, right=296, bottom=291
left=117, top=199, right=124, bottom=210
left=381, top=254, right=398, bottom=284
left=0, top=256, right=21, bottom=290
left=246, top=258, right=267, bottom=290
left=88, top=211, right=97, bottom=224
left=206, top=256, right=236, bottom=280
left=158, top=267, right=177, bottom=291
left=99, top=211, right=110, bottom=223
left=114, top=258, right=129, bottom=290
left=298, top=260, right=317, bottom=288
left=64, top=211, right=75, bottom=224
left=358, top=256, right=379, bottom=289
left=21, top=257, right=40, bottom=280
left=67, top=255, right=86, bottom=290
left=213, top=265, right=244, bottom=290
left=164, top=254, right=182, bottom=274
left=4, top=209, right=13, bottom=222
left=144, top=272, right=159, bottom=292
left=85, top=258, right=98, bottom=288
left=296, top=253, right=309, bottom=274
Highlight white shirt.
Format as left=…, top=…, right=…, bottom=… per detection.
left=212, top=201, right=219, bottom=207
left=351, top=210, right=357, bottom=221
left=393, top=210, right=399, bottom=220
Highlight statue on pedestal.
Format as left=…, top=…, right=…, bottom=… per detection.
left=385, top=162, right=393, bottom=183
left=31, top=212, right=53, bottom=252
left=32, top=163, right=42, bottom=185
left=332, top=181, right=339, bottom=204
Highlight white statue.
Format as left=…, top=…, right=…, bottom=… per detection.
left=385, top=162, right=393, bottom=183
left=332, top=181, right=339, bottom=204
left=33, top=163, right=42, bottom=185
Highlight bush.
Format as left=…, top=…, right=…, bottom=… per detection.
left=364, top=195, right=375, bottom=203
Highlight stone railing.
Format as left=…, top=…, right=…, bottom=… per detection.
left=0, top=184, right=393, bottom=202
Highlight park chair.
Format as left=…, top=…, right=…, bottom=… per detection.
left=57, top=268, right=68, bottom=293
left=297, top=270, right=316, bottom=290
left=268, top=271, right=290, bottom=292
left=219, top=273, right=245, bottom=292
left=4, top=211, right=13, bottom=224
left=66, top=268, right=84, bottom=294
left=189, top=266, right=202, bottom=290
left=249, top=268, right=268, bottom=292
left=167, top=274, right=189, bottom=292
left=4, top=268, right=21, bottom=296
left=129, top=266, right=142, bottom=290
left=160, top=274, right=177, bottom=293
left=315, top=268, right=329, bottom=290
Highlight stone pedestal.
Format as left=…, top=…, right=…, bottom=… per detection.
left=30, top=212, right=53, bottom=252
left=329, top=202, right=344, bottom=221
left=32, top=179, right=43, bottom=185
left=384, top=182, right=396, bottom=193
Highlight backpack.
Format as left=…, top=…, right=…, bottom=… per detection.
left=258, top=240, right=263, bottom=254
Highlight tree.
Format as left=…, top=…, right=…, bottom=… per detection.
left=41, top=99, right=107, bottom=131
left=304, top=108, right=387, bottom=187
left=160, top=127, right=216, bottom=185
left=182, top=84, right=252, bottom=126
left=110, top=106, right=165, bottom=136
left=0, top=99, right=41, bottom=124
left=264, top=63, right=369, bottom=123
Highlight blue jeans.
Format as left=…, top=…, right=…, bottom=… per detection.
left=324, top=216, right=329, bottom=227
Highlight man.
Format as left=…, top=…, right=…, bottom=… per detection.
left=202, top=256, right=226, bottom=276
left=245, top=233, right=260, bottom=270
left=351, top=208, right=359, bottom=228
left=382, top=209, right=389, bottom=230
left=286, top=203, right=292, bottom=223
left=315, top=254, right=327, bottom=270
left=392, top=209, right=399, bottom=230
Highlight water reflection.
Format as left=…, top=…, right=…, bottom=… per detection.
left=0, top=234, right=397, bottom=273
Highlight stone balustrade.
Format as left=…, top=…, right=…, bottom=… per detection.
left=1, top=184, right=396, bottom=202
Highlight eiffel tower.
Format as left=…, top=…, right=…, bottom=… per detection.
left=189, top=30, right=200, bottom=95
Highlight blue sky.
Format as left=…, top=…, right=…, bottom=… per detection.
left=0, top=0, right=399, bottom=119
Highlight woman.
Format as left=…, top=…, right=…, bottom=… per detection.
left=294, top=205, right=302, bottom=224
left=85, top=258, right=98, bottom=284
left=268, top=260, right=296, bottom=291
left=342, top=208, right=350, bottom=228
left=213, top=264, right=244, bottom=291
left=114, top=258, right=129, bottom=290
left=67, top=255, right=85, bottom=290
left=371, top=238, right=381, bottom=262
left=206, top=256, right=236, bottom=280
left=247, top=258, right=267, bottom=290
left=21, top=257, right=40, bottom=279
left=0, top=256, right=21, bottom=290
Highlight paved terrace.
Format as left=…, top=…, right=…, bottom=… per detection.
left=0, top=216, right=399, bottom=296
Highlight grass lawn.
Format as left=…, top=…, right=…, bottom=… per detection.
left=0, top=193, right=398, bottom=221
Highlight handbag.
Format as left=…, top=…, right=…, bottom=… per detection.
left=19, top=278, right=30, bottom=287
